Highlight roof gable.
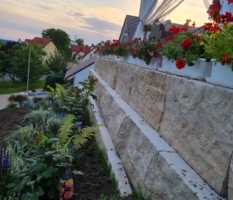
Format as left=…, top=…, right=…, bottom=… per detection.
left=25, top=37, right=54, bottom=48
left=71, top=45, right=91, bottom=53
left=119, top=15, right=139, bottom=43
left=65, top=57, right=96, bottom=79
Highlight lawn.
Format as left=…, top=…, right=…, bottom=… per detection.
left=0, top=80, right=45, bottom=94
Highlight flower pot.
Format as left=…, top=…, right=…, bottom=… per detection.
left=106, top=55, right=115, bottom=60
left=146, top=31, right=151, bottom=39
left=158, top=56, right=174, bottom=72
left=115, top=56, right=125, bottom=62
left=126, top=55, right=136, bottom=65
left=136, top=58, right=150, bottom=68
left=206, top=61, right=233, bottom=88
left=149, top=59, right=162, bottom=70
left=159, top=57, right=212, bottom=80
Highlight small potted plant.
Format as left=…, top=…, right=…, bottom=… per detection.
left=14, top=93, right=28, bottom=107
left=203, top=22, right=233, bottom=88
left=143, top=24, right=152, bottom=39
left=114, top=43, right=128, bottom=62
left=136, top=40, right=162, bottom=69
left=160, top=24, right=212, bottom=79
left=8, top=94, right=15, bottom=103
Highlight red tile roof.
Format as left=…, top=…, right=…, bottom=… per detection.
left=71, top=45, right=90, bottom=54
left=25, top=37, right=54, bottom=48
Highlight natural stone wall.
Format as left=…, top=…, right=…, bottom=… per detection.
left=90, top=69, right=224, bottom=200
left=93, top=57, right=233, bottom=197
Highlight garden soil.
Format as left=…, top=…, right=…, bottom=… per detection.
left=0, top=108, right=31, bottom=147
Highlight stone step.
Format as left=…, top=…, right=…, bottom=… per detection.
left=89, top=68, right=225, bottom=200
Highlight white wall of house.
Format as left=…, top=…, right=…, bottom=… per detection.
left=82, top=47, right=96, bottom=63
left=73, top=63, right=95, bottom=86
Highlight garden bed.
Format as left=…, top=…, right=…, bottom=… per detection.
left=0, top=108, right=138, bottom=200
left=0, top=108, right=31, bottom=147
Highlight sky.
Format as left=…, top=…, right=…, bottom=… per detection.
left=0, top=0, right=210, bottom=46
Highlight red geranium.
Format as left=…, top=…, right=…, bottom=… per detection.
left=222, top=53, right=230, bottom=62
left=181, top=39, right=192, bottom=49
left=228, top=0, right=233, bottom=5
left=176, top=59, right=186, bottom=69
left=157, top=42, right=163, bottom=48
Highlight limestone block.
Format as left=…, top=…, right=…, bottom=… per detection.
left=94, top=57, right=118, bottom=89
left=159, top=75, right=233, bottom=194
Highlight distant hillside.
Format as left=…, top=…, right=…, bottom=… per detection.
left=0, top=39, right=13, bottom=44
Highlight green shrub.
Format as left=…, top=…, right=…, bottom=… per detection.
left=6, top=102, right=18, bottom=108
left=44, top=72, right=65, bottom=90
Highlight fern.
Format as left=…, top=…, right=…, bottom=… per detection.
left=68, top=125, right=99, bottom=152
left=55, top=83, right=66, bottom=101
left=58, top=114, right=76, bottom=143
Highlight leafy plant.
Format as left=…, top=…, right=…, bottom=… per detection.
left=203, top=23, right=233, bottom=68
left=162, top=30, right=204, bottom=67
left=136, top=41, right=160, bottom=65
left=143, top=24, right=152, bottom=34
left=114, top=44, right=128, bottom=57
left=6, top=102, right=18, bottom=108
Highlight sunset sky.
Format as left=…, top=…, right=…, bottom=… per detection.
left=0, top=0, right=210, bottom=45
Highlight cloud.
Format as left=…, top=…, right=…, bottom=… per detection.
left=67, top=11, right=84, bottom=17
left=79, top=17, right=121, bottom=35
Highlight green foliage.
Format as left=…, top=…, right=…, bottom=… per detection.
left=44, top=72, right=65, bottom=90
left=9, top=43, right=47, bottom=82
left=3, top=76, right=98, bottom=199
left=45, top=53, right=67, bottom=73
left=114, top=45, right=128, bottom=57
left=136, top=41, right=159, bottom=64
left=41, top=28, right=71, bottom=59
left=203, top=24, right=233, bottom=67
left=6, top=102, right=18, bottom=108
left=162, top=32, right=203, bottom=66
left=76, top=38, right=84, bottom=46
left=0, top=80, right=45, bottom=95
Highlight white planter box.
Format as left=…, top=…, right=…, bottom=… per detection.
left=158, top=57, right=212, bottom=80
left=106, top=55, right=115, bottom=60
left=206, top=61, right=233, bottom=89
left=126, top=55, right=137, bottom=65
left=136, top=58, right=150, bottom=68
left=115, top=56, right=126, bottom=62
left=149, top=59, right=162, bottom=70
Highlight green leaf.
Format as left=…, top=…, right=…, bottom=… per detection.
left=45, top=150, right=57, bottom=156
left=26, top=181, right=35, bottom=186
left=6, top=183, right=17, bottom=189
left=56, top=181, right=63, bottom=190
left=34, top=186, right=44, bottom=196
left=42, top=167, right=57, bottom=178
left=73, top=170, right=84, bottom=175
left=36, top=175, right=43, bottom=182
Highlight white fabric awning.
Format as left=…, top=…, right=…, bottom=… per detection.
left=134, top=0, right=185, bottom=39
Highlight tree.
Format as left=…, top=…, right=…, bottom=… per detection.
left=0, top=41, right=21, bottom=82
left=76, top=38, right=84, bottom=46
left=41, top=28, right=71, bottom=59
left=10, top=43, right=47, bottom=82
left=45, top=53, right=67, bottom=73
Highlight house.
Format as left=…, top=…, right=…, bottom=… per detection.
left=119, top=15, right=139, bottom=43
left=64, top=57, right=96, bottom=86
left=80, top=46, right=99, bottom=63
left=71, top=45, right=91, bottom=61
left=25, top=37, right=59, bottom=60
